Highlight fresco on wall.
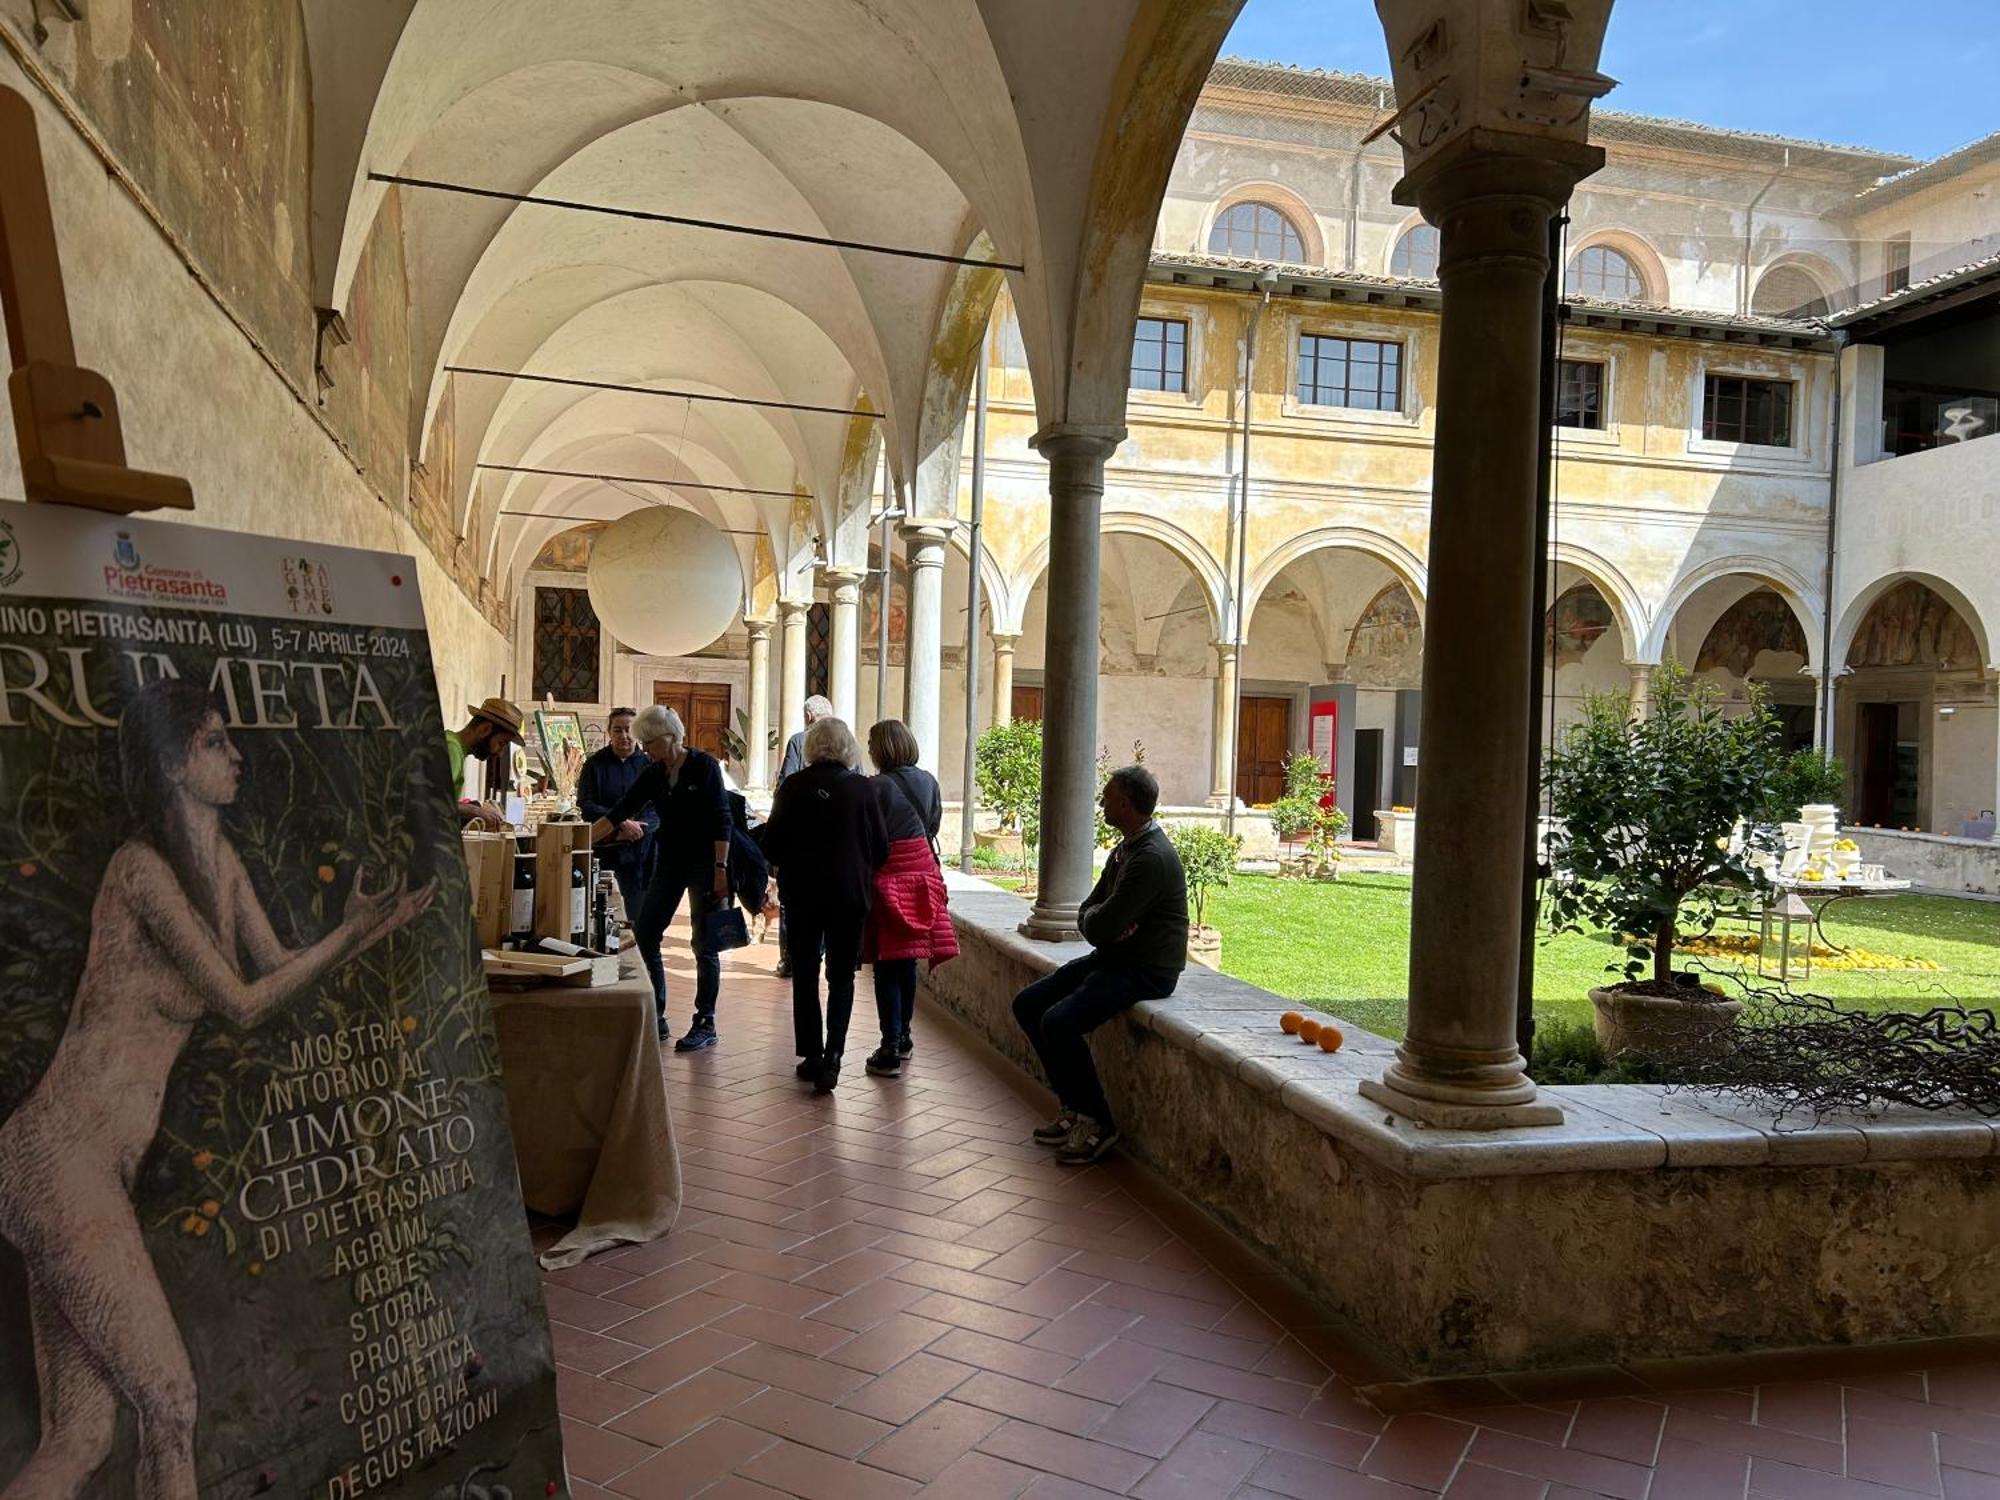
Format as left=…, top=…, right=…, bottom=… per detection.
left=530, top=522, right=606, bottom=574
left=863, top=548, right=909, bottom=668
left=1848, top=580, right=1984, bottom=669
left=1695, top=589, right=1809, bottom=677
left=1346, top=583, right=1424, bottom=687
left=1545, top=583, right=1616, bottom=668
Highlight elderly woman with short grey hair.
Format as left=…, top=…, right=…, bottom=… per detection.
left=755, top=717, right=888, bottom=1093
left=590, top=704, right=733, bottom=1048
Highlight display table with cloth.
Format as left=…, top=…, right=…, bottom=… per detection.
left=490, top=977, right=681, bottom=1269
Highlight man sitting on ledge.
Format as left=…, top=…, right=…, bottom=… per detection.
left=1013, top=764, right=1187, bottom=1165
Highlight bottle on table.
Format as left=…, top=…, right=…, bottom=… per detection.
left=510, top=854, right=536, bottom=949
left=569, top=860, right=588, bottom=945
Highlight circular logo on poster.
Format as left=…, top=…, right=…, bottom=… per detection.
left=0, top=517, right=22, bottom=589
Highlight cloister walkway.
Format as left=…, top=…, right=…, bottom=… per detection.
left=540, top=922, right=2000, bottom=1499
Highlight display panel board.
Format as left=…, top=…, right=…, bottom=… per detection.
left=0, top=505, right=565, bottom=1496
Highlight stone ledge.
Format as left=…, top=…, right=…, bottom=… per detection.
left=930, top=870, right=2000, bottom=1376
left=942, top=871, right=1999, bottom=1180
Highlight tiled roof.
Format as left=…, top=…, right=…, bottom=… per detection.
left=1206, top=57, right=1917, bottom=177
left=1828, top=249, right=2000, bottom=328
left=1854, top=132, right=2000, bottom=206
left=1147, top=251, right=1833, bottom=344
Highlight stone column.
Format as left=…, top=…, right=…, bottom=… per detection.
left=1022, top=424, right=1123, bottom=941
left=823, top=567, right=864, bottom=725
left=1209, top=642, right=1241, bottom=807
left=744, top=619, right=774, bottom=794
left=778, top=599, right=808, bottom=752
left=991, top=634, right=1019, bottom=727
left=1359, top=144, right=1599, bottom=1130
left=1627, top=660, right=1654, bottom=720
left=901, top=522, right=951, bottom=768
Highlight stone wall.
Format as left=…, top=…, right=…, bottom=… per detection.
left=925, top=875, right=2000, bottom=1378
left=1851, top=828, right=2000, bottom=898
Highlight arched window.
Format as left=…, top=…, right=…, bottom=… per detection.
left=1752, top=265, right=1830, bottom=319
left=1566, top=244, right=1649, bottom=303
left=1208, top=202, right=1307, bottom=263
left=1389, top=223, right=1439, bottom=279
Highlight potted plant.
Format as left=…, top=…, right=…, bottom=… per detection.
left=718, top=707, right=778, bottom=780
left=1544, top=662, right=1783, bottom=1056
left=1169, top=824, right=1241, bottom=966
left=973, top=719, right=1041, bottom=871
left=1270, top=753, right=1346, bottom=878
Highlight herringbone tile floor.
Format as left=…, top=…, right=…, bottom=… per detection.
left=540, top=920, right=2000, bottom=1499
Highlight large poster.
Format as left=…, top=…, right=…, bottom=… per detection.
left=0, top=505, right=565, bottom=1496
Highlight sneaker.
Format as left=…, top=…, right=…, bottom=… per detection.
left=896, top=1031, right=914, bottom=1059
left=1032, top=1111, right=1079, bottom=1146
left=864, top=1046, right=902, bottom=1077
left=1056, top=1117, right=1120, bottom=1166
left=795, top=1056, right=821, bottom=1081
left=813, top=1053, right=842, bottom=1095
left=674, top=1016, right=718, bottom=1053
left=775, top=960, right=793, bottom=980
left=656, top=1017, right=672, bottom=1043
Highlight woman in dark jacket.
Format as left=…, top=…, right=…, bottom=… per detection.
left=755, top=717, right=888, bottom=1093
left=862, top=720, right=957, bottom=1077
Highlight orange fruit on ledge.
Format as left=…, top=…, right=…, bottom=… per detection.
left=1279, top=1011, right=1304, bottom=1035
left=1298, top=1018, right=1323, bottom=1044
left=1318, top=1026, right=1344, bottom=1053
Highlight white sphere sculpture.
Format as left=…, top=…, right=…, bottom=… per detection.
left=586, top=508, right=742, bottom=657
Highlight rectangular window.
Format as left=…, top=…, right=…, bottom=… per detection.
left=1129, top=317, right=1188, bottom=393
left=1885, top=233, right=1912, bottom=296
left=1296, top=333, right=1402, bottom=412
left=532, top=586, right=601, bottom=703
left=1702, top=373, right=1794, bottom=447
left=1556, top=360, right=1605, bottom=429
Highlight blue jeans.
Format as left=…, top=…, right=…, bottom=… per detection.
left=872, top=959, right=919, bottom=1049
left=635, top=872, right=720, bottom=1025
left=1012, top=953, right=1177, bottom=1128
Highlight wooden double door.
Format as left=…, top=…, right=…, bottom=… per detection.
left=653, top=681, right=731, bottom=762
left=1235, top=695, right=1291, bottom=807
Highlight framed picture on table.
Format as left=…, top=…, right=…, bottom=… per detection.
left=533, top=708, right=586, bottom=778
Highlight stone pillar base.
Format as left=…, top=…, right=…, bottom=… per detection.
left=1019, top=903, right=1081, bottom=942
left=1359, top=1076, right=1564, bottom=1129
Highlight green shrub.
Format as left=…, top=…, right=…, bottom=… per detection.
left=1169, top=824, right=1241, bottom=931
left=1268, top=752, right=1346, bottom=874
left=1526, top=1018, right=1678, bottom=1086
left=1755, top=748, right=1847, bottom=823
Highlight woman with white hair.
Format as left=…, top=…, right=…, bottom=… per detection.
left=754, top=717, right=888, bottom=1093
left=590, top=704, right=733, bottom=1048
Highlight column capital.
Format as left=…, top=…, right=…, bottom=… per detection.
left=990, top=632, right=1021, bottom=651
left=818, top=565, right=865, bottom=603
left=1211, top=640, right=1239, bottom=662
left=777, top=597, right=810, bottom=620
left=1030, top=422, right=1125, bottom=462
left=1393, top=129, right=1605, bottom=220
left=743, top=617, right=775, bottom=641
left=899, top=518, right=954, bottom=552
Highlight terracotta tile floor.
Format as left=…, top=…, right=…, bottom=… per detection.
left=540, top=924, right=2000, bottom=1499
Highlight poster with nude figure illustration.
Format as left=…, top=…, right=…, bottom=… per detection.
left=0, top=504, right=565, bottom=1498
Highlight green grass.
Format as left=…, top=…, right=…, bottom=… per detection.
left=1208, top=873, right=2000, bottom=1041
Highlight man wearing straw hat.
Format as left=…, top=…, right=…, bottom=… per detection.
left=449, top=696, right=525, bottom=829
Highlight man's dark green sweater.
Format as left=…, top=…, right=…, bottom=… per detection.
left=1077, top=822, right=1188, bottom=976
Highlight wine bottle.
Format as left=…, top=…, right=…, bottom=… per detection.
left=510, top=855, right=535, bottom=948
left=570, top=860, right=587, bottom=945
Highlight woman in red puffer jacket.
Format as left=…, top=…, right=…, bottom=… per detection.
left=861, top=720, right=958, bottom=1077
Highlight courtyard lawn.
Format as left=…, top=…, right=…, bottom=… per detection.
left=1208, top=872, right=2000, bottom=1041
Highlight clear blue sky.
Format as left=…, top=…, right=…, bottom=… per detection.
left=1223, top=0, right=1994, bottom=162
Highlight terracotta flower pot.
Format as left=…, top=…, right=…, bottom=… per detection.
left=1188, top=926, right=1222, bottom=968
left=1589, top=984, right=1742, bottom=1059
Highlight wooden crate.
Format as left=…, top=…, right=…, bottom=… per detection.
left=532, top=820, right=594, bottom=944
left=461, top=831, right=515, bottom=950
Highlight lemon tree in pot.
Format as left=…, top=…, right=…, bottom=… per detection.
left=1170, top=824, right=1241, bottom=967
left=1544, top=663, right=1783, bottom=1058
